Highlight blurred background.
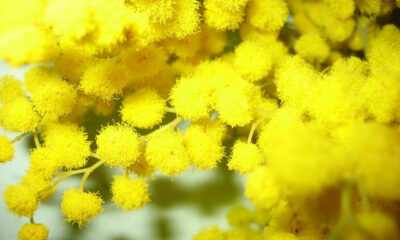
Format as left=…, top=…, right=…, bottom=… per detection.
left=0, top=61, right=250, bottom=240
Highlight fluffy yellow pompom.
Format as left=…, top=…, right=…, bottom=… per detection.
left=61, top=188, right=103, bottom=227
left=227, top=205, right=253, bottom=228
left=170, top=76, right=211, bottom=120
left=191, top=226, right=225, bottom=240
left=348, top=124, right=400, bottom=199
left=111, top=175, right=150, bottom=211
left=204, top=0, right=246, bottom=31
left=29, top=147, right=60, bottom=180
left=0, top=76, right=25, bottom=104
left=128, top=152, right=156, bottom=178
left=0, top=25, right=59, bottom=66
left=20, top=171, right=55, bottom=202
left=4, top=184, right=38, bottom=217
left=96, top=125, right=140, bottom=168
left=228, top=141, right=264, bottom=174
left=129, top=0, right=175, bottom=24
left=247, top=0, right=288, bottom=32
left=121, top=88, right=166, bottom=129
left=184, top=124, right=225, bottom=170
left=213, top=80, right=255, bottom=127
left=45, top=0, right=95, bottom=41
left=364, top=25, right=400, bottom=123
left=308, top=57, right=368, bottom=127
left=28, top=74, right=76, bottom=120
left=234, top=40, right=273, bottom=82
left=0, top=97, right=39, bottom=132
left=42, top=123, right=91, bottom=169
left=121, top=46, right=167, bottom=80
left=80, top=59, right=129, bottom=100
left=245, top=166, right=281, bottom=209
left=18, top=223, right=49, bottom=240
left=325, top=0, right=355, bottom=19
left=0, top=135, right=14, bottom=163
left=275, top=56, right=319, bottom=111
left=294, top=32, right=330, bottom=63
left=145, top=127, right=190, bottom=176
left=164, top=0, right=200, bottom=39
left=45, top=0, right=130, bottom=49
left=258, top=108, right=346, bottom=197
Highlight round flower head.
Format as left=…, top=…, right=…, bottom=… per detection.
left=29, top=147, right=60, bottom=180
left=0, top=75, right=25, bottom=104
left=18, top=223, right=49, bottom=240
left=247, top=0, right=288, bottom=32
left=275, top=56, right=319, bottom=111
left=128, top=152, right=156, bottom=178
left=42, top=122, right=91, bottom=169
left=213, top=81, right=254, bottom=127
left=21, top=170, right=55, bottom=202
left=80, top=59, right=130, bottom=100
left=111, top=175, right=150, bottom=211
left=61, top=188, right=104, bottom=227
left=0, top=25, right=59, bottom=66
left=228, top=141, right=264, bottom=174
left=164, top=0, right=201, bottom=39
left=0, top=97, right=39, bottom=132
left=121, top=46, right=166, bottom=80
left=349, top=124, right=400, bottom=199
left=28, top=73, right=76, bottom=120
left=325, top=0, right=355, bottom=19
left=4, top=184, right=38, bottom=217
left=227, top=205, right=253, bottom=227
left=204, top=0, right=246, bottom=31
left=0, top=135, right=14, bottom=163
left=121, top=88, right=166, bottom=129
left=170, top=76, right=211, bottom=120
left=96, top=125, right=141, bottom=168
left=294, top=32, right=330, bottom=63
left=245, top=166, right=281, bottom=209
left=234, top=40, right=273, bottom=82
left=145, top=127, right=190, bottom=176
left=184, top=124, right=224, bottom=170
left=191, top=226, right=225, bottom=240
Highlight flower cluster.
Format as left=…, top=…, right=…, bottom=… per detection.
left=1, top=0, right=400, bottom=239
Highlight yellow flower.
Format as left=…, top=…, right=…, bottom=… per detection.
left=0, top=97, right=39, bottom=132
left=191, top=226, right=225, bottom=240
left=121, top=88, right=166, bottom=129
left=61, top=188, right=103, bottom=227
left=0, top=135, right=14, bottom=163
left=184, top=123, right=225, bottom=170
left=245, top=166, right=281, bottom=209
left=4, top=184, right=38, bottom=218
left=145, top=127, right=190, bottom=176
left=228, top=141, right=264, bottom=174
left=18, top=223, right=49, bottom=240
left=42, top=122, right=91, bottom=169
left=96, top=125, right=141, bottom=168
left=111, top=175, right=150, bottom=211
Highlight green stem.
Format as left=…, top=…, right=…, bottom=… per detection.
left=33, top=130, right=40, bottom=147
left=247, top=113, right=271, bottom=144
left=11, top=132, right=29, bottom=143
left=80, top=160, right=105, bottom=190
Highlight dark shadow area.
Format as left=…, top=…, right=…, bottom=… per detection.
left=81, top=101, right=122, bottom=151
left=154, top=215, right=174, bottom=240
left=149, top=159, right=242, bottom=215
left=149, top=137, right=242, bottom=215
